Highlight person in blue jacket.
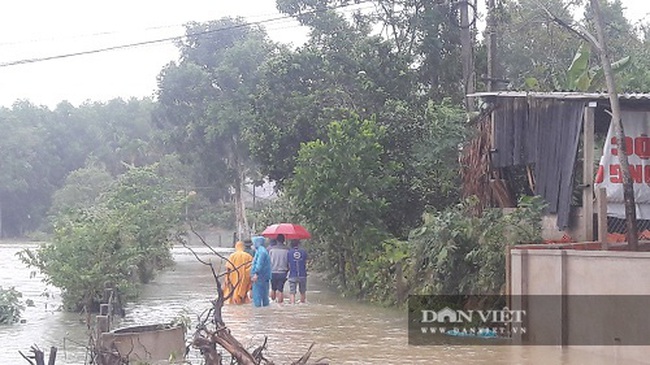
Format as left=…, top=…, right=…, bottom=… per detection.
left=287, top=239, right=308, bottom=304
left=250, top=235, right=271, bottom=307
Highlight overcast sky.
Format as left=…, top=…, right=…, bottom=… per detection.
left=0, top=0, right=647, bottom=109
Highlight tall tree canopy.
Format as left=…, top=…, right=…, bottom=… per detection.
left=155, top=18, right=276, bottom=238
left=0, top=97, right=160, bottom=238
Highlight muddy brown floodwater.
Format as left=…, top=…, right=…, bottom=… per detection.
left=0, top=241, right=638, bottom=364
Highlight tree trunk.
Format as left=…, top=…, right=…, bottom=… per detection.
left=230, top=135, right=249, bottom=242
left=338, top=250, right=347, bottom=288
left=233, top=165, right=248, bottom=241
left=590, top=0, right=639, bottom=250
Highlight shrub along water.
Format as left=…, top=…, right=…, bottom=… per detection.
left=19, top=164, right=187, bottom=312
left=0, top=286, right=24, bottom=324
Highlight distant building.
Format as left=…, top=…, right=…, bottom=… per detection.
left=242, top=178, right=278, bottom=205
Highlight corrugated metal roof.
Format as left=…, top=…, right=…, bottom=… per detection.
left=467, top=91, right=650, bottom=101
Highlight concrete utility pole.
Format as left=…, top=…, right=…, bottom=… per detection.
left=460, top=0, right=476, bottom=111
left=486, top=0, right=497, bottom=91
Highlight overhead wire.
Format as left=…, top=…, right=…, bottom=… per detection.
left=0, top=1, right=375, bottom=69
left=0, top=23, right=186, bottom=47
left=0, top=9, right=300, bottom=47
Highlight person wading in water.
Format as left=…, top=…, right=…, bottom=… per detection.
left=287, top=239, right=308, bottom=304
left=250, top=236, right=271, bottom=307
left=269, top=234, right=289, bottom=303
left=222, top=241, right=253, bottom=304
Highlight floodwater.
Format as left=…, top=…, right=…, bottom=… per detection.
left=0, top=241, right=645, bottom=364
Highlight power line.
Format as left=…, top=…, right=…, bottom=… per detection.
left=0, top=1, right=374, bottom=69
left=0, top=24, right=184, bottom=47
left=0, top=10, right=299, bottom=47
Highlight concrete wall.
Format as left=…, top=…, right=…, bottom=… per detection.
left=540, top=207, right=588, bottom=242
left=510, top=248, right=650, bottom=362
left=99, top=324, right=186, bottom=364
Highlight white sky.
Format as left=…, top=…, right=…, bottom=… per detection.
left=0, top=0, right=647, bottom=109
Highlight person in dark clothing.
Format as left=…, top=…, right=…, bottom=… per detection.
left=287, top=239, right=308, bottom=304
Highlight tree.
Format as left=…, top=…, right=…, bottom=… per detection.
left=248, top=8, right=469, bottom=237
left=156, top=18, right=275, bottom=240
left=288, top=117, right=396, bottom=292
left=0, top=103, right=46, bottom=237
left=49, top=166, right=114, bottom=218
left=0, top=97, right=164, bottom=238
left=275, top=0, right=466, bottom=101
left=0, top=287, right=24, bottom=324
left=80, top=98, right=160, bottom=176
left=248, top=19, right=416, bottom=185
left=497, top=0, right=583, bottom=90
left=20, top=164, right=187, bottom=311
left=589, top=0, right=638, bottom=248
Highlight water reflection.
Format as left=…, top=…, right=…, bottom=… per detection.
left=0, top=242, right=644, bottom=364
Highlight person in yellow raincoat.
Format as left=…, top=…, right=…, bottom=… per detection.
left=223, top=241, right=253, bottom=304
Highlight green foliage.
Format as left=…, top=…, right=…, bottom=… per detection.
left=564, top=43, right=631, bottom=91
left=497, top=0, right=582, bottom=90
left=49, top=166, right=114, bottom=218
left=357, top=238, right=409, bottom=305
left=248, top=194, right=300, bottom=231
left=20, top=164, right=187, bottom=311
left=0, top=97, right=163, bottom=238
left=0, top=287, right=24, bottom=324
left=502, top=0, right=645, bottom=92
left=275, top=0, right=465, bottom=102
left=155, top=17, right=275, bottom=215
left=248, top=27, right=468, bottom=237
left=289, top=117, right=396, bottom=293
left=408, top=196, right=546, bottom=296
left=248, top=31, right=417, bottom=186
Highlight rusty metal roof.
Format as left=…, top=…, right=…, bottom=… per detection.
left=467, top=91, right=650, bottom=101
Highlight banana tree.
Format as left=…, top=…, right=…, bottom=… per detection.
left=565, top=42, right=631, bottom=91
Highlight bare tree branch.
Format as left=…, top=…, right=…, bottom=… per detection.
left=535, top=0, right=601, bottom=53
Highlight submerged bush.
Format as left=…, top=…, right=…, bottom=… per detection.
left=359, top=196, right=546, bottom=306
left=0, top=287, right=24, bottom=324
left=408, top=195, right=546, bottom=297
left=20, top=165, right=187, bottom=312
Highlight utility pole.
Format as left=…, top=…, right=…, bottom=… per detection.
left=460, top=0, right=475, bottom=111
left=486, top=0, right=497, bottom=91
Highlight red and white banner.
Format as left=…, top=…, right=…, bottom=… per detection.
left=595, top=111, right=650, bottom=219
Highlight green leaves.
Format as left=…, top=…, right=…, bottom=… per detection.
left=289, top=117, right=396, bottom=291
left=566, top=43, right=592, bottom=91
left=408, top=196, right=546, bottom=296
left=565, top=42, right=632, bottom=91
left=20, top=164, right=186, bottom=311
left=156, top=18, right=276, bottom=223
left=0, top=287, right=24, bottom=325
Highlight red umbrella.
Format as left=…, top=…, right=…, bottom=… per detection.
left=261, top=223, right=311, bottom=240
